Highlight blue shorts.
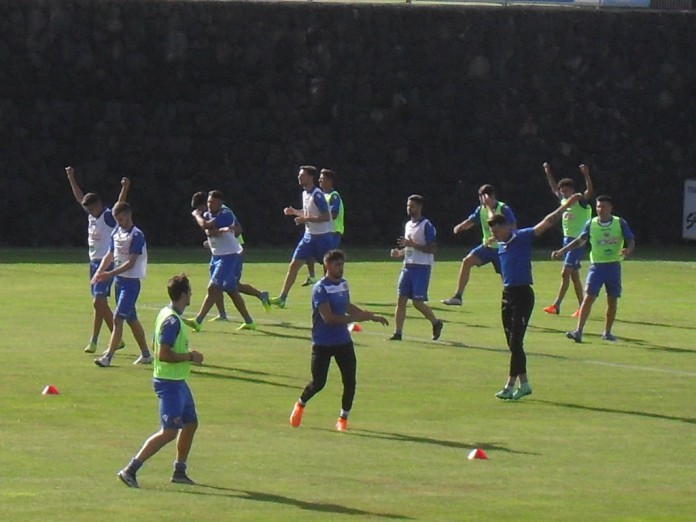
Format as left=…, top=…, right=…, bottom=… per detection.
left=114, top=277, right=140, bottom=321
left=585, top=262, right=622, bottom=298
left=397, top=265, right=431, bottom=301
left=330, top=233, right=342, bottom=250
left=89, top=259, right=114, bottom=298
left=562, top=236, right=585, bottom=270
left=209, top=254, right=242, bottom=292
left=153, top=378, right=198, bottom=429
left=469, top=244, right=501, bottom=274
left=292, top=232, right=334, bottom=262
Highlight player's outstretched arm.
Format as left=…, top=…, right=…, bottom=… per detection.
left=117, top=177, right=131, bottom=203
left=65, top=166, right=85, bottom=205
left=535, top=193, right=581, bottom=236
left=579, top=164, right=594, bottom=201
left=453, top=218, right=474, bottom=234
left=543, top=162, right=560, bottom=198
left=347, top=304, right=389, bottom=326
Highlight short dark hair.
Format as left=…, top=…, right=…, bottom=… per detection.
left=408, top=194, right=424, bottom=206
left=208, top=189, right=225, bottom=201
left=112, top=201, right=131, bottom=216
left=191, top=191, right=207, bottom=209
left=320, top=169, right=336, bottom=182
left=557, top=178, right=575, bottom=190
left=487, top=214, right=508, bottom=227
left=167, top=273, right=191, bottom=301
left=596, top=195, right=612, bottom=204
left=478, top=184, right=496, bottom=196
left=323, top=249, right=346, bottom=265
left=82, top=193, right=101, bottom=207
left=300, top=165, right=317, bottom=179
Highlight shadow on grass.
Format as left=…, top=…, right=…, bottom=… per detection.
left=221, top=327, right=310, bottom=342
left=615, top=317, right=696, bottom=331
left=536, top=399, right=696, bottom=425
left=168, top=484, right=413, bottom=519
left=191, top=368, right=295, bottom=389
left=441, top=339, right=570, bottom=361
left=202, top=363, right=295, bottom=379
left=319, top=428, right=540, bottom=456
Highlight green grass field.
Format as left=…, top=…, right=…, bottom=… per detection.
left=1, top=247, right=695, bottom=521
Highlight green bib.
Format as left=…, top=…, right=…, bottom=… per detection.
left=480, top=201, right=505, bottom=248
left=326, top=190, right=344, bottom=235
left=589, top=216, right=624, bottom=263
left=562, top=198, right=591, bottom=238
left=152, top=306, right=190, bottom=380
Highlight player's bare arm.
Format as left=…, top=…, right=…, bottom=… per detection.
left=535, top=193, right=581, bottom=237
left=117, top=177, right=131, bottom=203
left=543, top=162, right=560, bottom=198
left=579, top=164, right=594, bottom=200
left=65, top=166, right=86, bottom=204
left=453, top=219, right=474, bottom=234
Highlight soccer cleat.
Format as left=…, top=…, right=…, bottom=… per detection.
left=571, top=308, right=581, bottom=318
left=566, top=330, right=582, bottom=343
left=543, top=304, right=560, bottom=315
left=387, top=333, right=402, bottom=341
left=133, top=354, right=153, bottom=365
left=84, top=342, right=97, bottom=353
left=495, top=387, right=514, bottom=400
left=441, top=296, right=462, bottom=306
left=260, top=291, right=271, bottom=313
left=94, top=355, right=111, bottom=367
left=117, top=468, right=139, bottom=488
left=335, top=417, right=347, bottom=431
left=182, top=317, right=202, bottom=332
left=289, top=402, right=304, bottom=428
left=300, top=276, right=316, bottom=287
left=208, top=315, right=228, bottom=322
left=171, top=472, right=195, bottom=485
left=512, top=382, right=533, bottom=400
left=236, top=321, right=257, bottom=331
left=269, top=296, right=286, bottom=309
left=601, top=332, right=618, bottom=342
left=432, top=320, right=444, bottom=341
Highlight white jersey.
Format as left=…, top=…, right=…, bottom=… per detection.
left=303, top=187, right=333, bottom=235
left=86, top=208, right=115, bottom=261
left=112, top=225, right=148, bottom=279
left=403, top=218, right=436, bottom=266
left=205, top=207, right=243, bottom=256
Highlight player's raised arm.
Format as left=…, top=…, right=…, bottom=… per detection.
left=117, top=177, right=131, bottom=203
left=534, top=193, right=581, bottom=237
left=543, top=162, right=560, bottom=198
left=65, top=166, right=85, bottom=205
left=579, top=164, right=594, bottom=201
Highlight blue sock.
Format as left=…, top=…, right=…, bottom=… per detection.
left=280, top=293, right=287, bottom=301
left=174, top=461, right=187, bottom=473
left=90, top=336, right=98, bottom=344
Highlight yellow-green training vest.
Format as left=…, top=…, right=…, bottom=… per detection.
left=153, top=306, right=191, bottom=381
left=326, top=190, right=345, bottom=235
left=562, top=197, right=591, bottom=238
left=589, top=216, right=624, bottom=263
left=480, top=201, right=506, bottom=249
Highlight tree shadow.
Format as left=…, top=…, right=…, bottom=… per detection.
left=536, top=399, right=696, bottom=425
left=166, top=484, right=413, bottom=519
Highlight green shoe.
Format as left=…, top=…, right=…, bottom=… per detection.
left=269, top=296, right=286, bottom=309
left=512, top=382, right=533, bottom=400
left=84, top=342, right=97, bottom=353
left=236, top=321, right=257, bottom=331
left=260, top=291, right=271, bottom=313
left=495, top=387, right=514, bottom=400
left=183, top=317, right=202, bottom=332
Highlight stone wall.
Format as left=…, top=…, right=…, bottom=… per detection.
left=1, top=0, right=694, bottom=248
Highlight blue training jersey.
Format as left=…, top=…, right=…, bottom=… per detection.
left=311, top=277, right=352, bottom=346
left=497, top=227, right=536, bottom=287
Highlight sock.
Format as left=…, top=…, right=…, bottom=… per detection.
left=243, top=315, right=253, bottom=324
left=90, top=336, right=98, bottom=344
left=340, top=409, right=349, bottom=419
left=174, top=461, right=187, bottom=474
left=141, top=350, right=151, bottom=358
left=196, top=317, right=203, bottom=325
left=218, top=313, right=227, bottom=319
left=454, top=293, right=462, bottom=299
left=127, top=458, right=143, bottom=474
left=553, top=301, right=561, bottom=309
left=280, top=293, right=288, bottom=301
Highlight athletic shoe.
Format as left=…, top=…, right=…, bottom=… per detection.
left=441, top=296, right=462, bottom=306
left=335, top=417, right=347, bottom=432
left=495, top=387, right=514, bottom=400
left=543, top=304, right=559, bottom=315
left=183, top=317, right=202, bottom=332
left=512, top=382, right=533, bottom=400
left=566, top=330, right=582, bottom=343
left=133, top=354, right=153, bottom=365
left=601, top=332, right=618, bottom=342
left=260, top=291, right=271, bottom=313
left=101, top=341, right=126, bottom=356
left=117, top=468, right=139, bottom=488
left=171, top=472, right=195, bottom=485
left=289, top=402, right=304, bottom=428
left=432, top=320, right=444, bottom=341
left=270, top=296, right=286, bottom=309
left=84, top=342, right=97, bottom=353
left=387, top=333, right=402, bottom=341
left=571, top=308, right=581, bottom=318
left=300, top=276, right=316, bottom=287
left=236, top=321, right=257, bottom=331
left=208, top=315, right=228, bottom=322
left=94, top=355, right=111, bottom=367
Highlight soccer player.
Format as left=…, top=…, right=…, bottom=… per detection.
left=117, top=273, right=204, bottom=488
left=270, top=166, right=333, bottom=308
left=542, top=162, right=594, bottom=317
left=188, top=190, right=259, bottom=331
left=65, top=166, right=130, bottom=353
left=487, top=194, right=582, bottom=400
left=93, top=202, right=152, bottom=367
left=289, top=250, right=388, bottom=431
left=552, top=195, right=635, bottom=343
left=302, top=168, right=345, bottom=287
left=441, top=184, right=516, bottom=306
left=388, top=194, right=443, bottom=341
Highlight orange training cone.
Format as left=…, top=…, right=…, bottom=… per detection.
left=467, top=448, right=487, bottom=460
left=42, top=385, right=59, bottom=395
left=348, top=323, right=362, bottom=332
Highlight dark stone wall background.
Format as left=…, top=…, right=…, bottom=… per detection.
left=1, top=0, right=695, bottom=249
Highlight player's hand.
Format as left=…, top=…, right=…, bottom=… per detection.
left=121, top=177, right=130, bottom=188
left=453, top=224, right=463, bottom=234
left=579, top=164, right=590, bottom=176
left=543, top=162, right=551, bottom=172
left=372, top=315, right=389, bottom=326
left=396, top=236, right=412, bottom=248
left=294, top=216, right=306, bottom=225
left=551, top=250, right=563, bottom=260
left=189, top=350, right=204, bottom=364
left=390, top=248, right=401, bottom=258
left=65, top=166, right=74, bottom=177
left=620, top=247, right=633, bottom=259
left=283, top=206, right=295, bottom=216
left=92, top=271, right=108, bottom=284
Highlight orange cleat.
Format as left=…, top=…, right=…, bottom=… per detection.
left=335, top=417, right=347, bottom=432
left=543, top=304, right=559, bottom=315
left=289, top=402, right=304, bottom=428
left=571, top=308, right=580, bottom=318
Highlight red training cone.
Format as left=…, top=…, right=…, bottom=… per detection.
left=467, top=448, right=487, bottom=460
left=42, top=385, right=59, bottom=395
left=348, top=323, right=362, bottom=332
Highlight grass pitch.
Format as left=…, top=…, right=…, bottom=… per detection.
left=1, top=247, right=695, bottom=521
